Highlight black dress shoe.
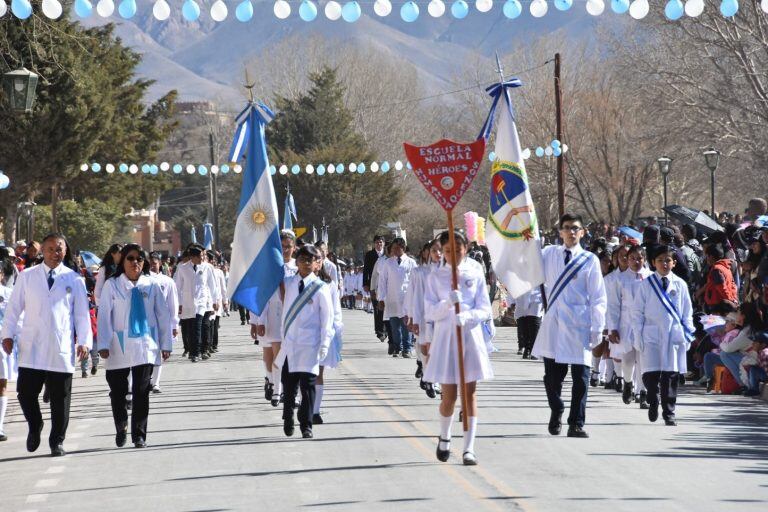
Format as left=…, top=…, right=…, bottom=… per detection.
left=0, top=432, right=7, bottom=442
left=664, top=417, right=677, bottom=426
left=302, top=429, right=313, bottom=439
left=567, top=426, right=589, bottom=438
left=522, top=349, right=530, bottom=359
left=590, top=374, right=598, bottom=387
left=116, top=429, right=128, bottom=447
left=182, top=351, right=188, bottom=357
left=190, top=356, right=198, bottom=362
left=615, top=377, right=624, bottom=392
left=548, top=411, right=563, bottom=436
left=283, top=421, right=295, bottom=437
left=387, top=343, right=395, bottom=355
left=91, top=365, right=97, bottom=375
left=436, top=437, right=450, bottom=462
left=648, top=402, right=659, bottom=423
left=425, top=382, right=436, bottom=399
left=415, top=361, right=423, bottom=379
left=517, top=348, right=523, bottom=355
left=134, top=438, right=146, bottom=448
left=27, top=423, right=43, bottom=452
left=82, top=370, right=88, bottom=378
left=50, top=444, right=66, bottom=457
left=201, top=353, right=210, bottom=360
left=271, top=393, right=282, bottom=408
left=313, top=414, right=324, bottom=425
left=622, top=382, right=634, bottom=404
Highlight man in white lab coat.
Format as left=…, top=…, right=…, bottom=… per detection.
left=1, top=234, right=93, bottom=456
left=532, top=214, right=607, bottom=439
left=377, top=238, right=418, bottom=358
left=175, top=245, right=219, bottom=362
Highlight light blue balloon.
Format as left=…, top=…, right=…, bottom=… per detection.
left=119, top=163, right=129, bottom=173
left=488, top=151, right=496, bottom=162
left=198, top=165, right=208, bottom=176
left=291, top=164, right=300, bottom=174
left=553, top=147, right=562, bottom=157
left=182, top=0, right=201, bottom=21
left=535, top=147, right=545, bottom=157
left=337, top=164, right=345, bottom=174
left=401, top=1, right=419, bottom=22
left=74, top=0, right=93, bottom=18
left=554, top=0, right=572, bottom=10
left=551, top=139, right=561, bottom=148
left=235, top=0, right=253, bottom=21
left=664, top=0, right=683, bottom=20
left=317, top=164, right=326, bottom=176
left=610, top=0, right=629, bottom=13
left=141, top=164, right=150, bottom=174
left=11, top=0, right=34, bottom=19
left=92, top=162, right=101, bottom=172
left=502, top=0, right=522, bottom=18
left=118, top=0, right=137, bottom=18
left=220, top=164, right=230, bottom=174
left=173, top=164, right=183, bottom=174
left=341, top=1, right=361, bottom=22
left=150, top=166, right=159, bottom=175
left=451, top=0, right=469, bottom=18
left=381, top=161, right=390, bottom=172
left=299, top=0, right=318, bottom=21
left=720, top=0, right=738, bottom=16
left=358, top=163, right=366, bottom=173
left=269, top=165, right=276, bottom=175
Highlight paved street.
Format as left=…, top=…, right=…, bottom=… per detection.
left=1, top=310, right=767, bottom=512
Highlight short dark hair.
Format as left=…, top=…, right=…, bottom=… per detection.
left=559, top=213, right=583, bottom=227
left=373, top=235, right=385, bottom=243
left=42, top=233, right=67, bottom=245
left=705, top=243, right=725, bottom=260
left=438, top=230, right=468, bottom=248
left=652, top=244, right=675, bottom=261
left=188, top=246, right=203, bottom=257
left=391, top=237, right=406, bottom=248
left=150, top=252, right=163, bottom=261
left=296, top=245, right=322, bottom=261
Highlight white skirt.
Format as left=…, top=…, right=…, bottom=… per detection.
left=423, top=323, right=493, bottom=385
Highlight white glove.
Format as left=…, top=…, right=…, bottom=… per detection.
left=449, top=290, right=463, bottom=305
left=455, top=311, right=471, bottom=327
left=318, top=347, right=329, bottom=361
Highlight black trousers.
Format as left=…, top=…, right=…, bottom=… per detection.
left=238, top=304, right=250, bottom=323
left=372, top=299, right=385, bottom=337
left=517, top=316, right=541, bottom=351
left=643, top=371, right=678, bottom=420
left=211, top=316, right=220, bottom=349
left=543, top=358, right=590, bottom=428
left=181, top=314, right=210, bottom=357
left=17, top=367, right=72, bottom=448
left=281, top=361, right=316, bottom=431
left=105, top=364, right=154, bottom=442
left=201, top=312, right=212, bottom=354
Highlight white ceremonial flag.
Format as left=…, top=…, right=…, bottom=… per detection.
left=486, top=84, right=545, bottom=299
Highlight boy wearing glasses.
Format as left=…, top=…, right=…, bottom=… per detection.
left=532, top=214, right=607, bottom=438
left=277, top=245, right=333, bottom=439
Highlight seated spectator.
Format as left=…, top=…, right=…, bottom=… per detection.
left=701, top=243, right=738, bottom=314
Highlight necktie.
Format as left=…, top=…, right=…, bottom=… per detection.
left=47, top=269, right=55, bottom=290
left=193, top=264, right=198, bottom=273
left=564, top=250, right=572, bottom=266
left=662, top=277, right=669, bottom=291
left=299, top=280, right=305, bottom=294
left=397, top=256, right=402, bottom=265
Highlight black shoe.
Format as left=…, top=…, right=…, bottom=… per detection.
left=425, top=382, right=436, bottom=399
left=392, top=352, right=399, bottom=358
left=567, top=426, right=589, bottom=438
left=706, top=379, right=714, bottom=393
left=648, top=402, right=659, bottom=423
left=91, top=365, right=97, bottom=375
left=0, top=432, right=7, bottom=442
left=283, top=420, right=295, bottom=437
left=415, top=361, right=423, bottom=379
left=548, top=411, right=563, bottom=436
left=27, top=423, right=43, bottom=452
left=420, top=378, right=427, bottom=390
left=522, top=349, right=530, bottom=359
left=517, top=348, right=523, bottom=355
left=82, top=370, right=88, bottom=378
left=302, top=429, right=313, bottom=439
left=264, top=378, right=272, bottom=401
left=116, top=429, right=128, bottom=447
left=615, top=377, right=624, bottom=392
left=190, top=356, right=198, bottom=362
left=529, top=355, right=538, bottom=361
left=134, top=438, right=146, bottom=448
left=639, top=390, right=648, bottom=409
left=387, top=343, right=395, bottom=355
left=590, top=374, right=598, bottom=387
left=51, top=444, right=66, bottom=457
left=622, top=381, right=634, bottom=404
left=201, top=353, right=210, bottom=360
left=664, top=417, right=677, bottom=426
left=182, top=351, right=188, bottom=358
left=604, top=377, right=614, bottom=390
left=313, top=414, right=323, bottom=425
left=436, top=437, right=451, bottom=462
left=271, top=392, right=282, bottom=407
left=241, top=320, right=245, bottom=326
left=401, top=351, right=412, bottom=359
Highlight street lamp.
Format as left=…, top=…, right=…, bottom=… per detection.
left=657, top=156, right=672, bottom=224
left=2, top=67, right=39, bottom=113
left=703, top=147, right=720, bottom=220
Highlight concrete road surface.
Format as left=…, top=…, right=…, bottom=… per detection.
left=1, top=310, right=767, bottom=512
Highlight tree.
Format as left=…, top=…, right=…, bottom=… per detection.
left=0, top=15, right=178, bottom=241
left=33, top=199, right=128, bottom=253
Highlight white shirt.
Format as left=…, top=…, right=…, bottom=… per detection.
left=513, top=288, right=544, bottom=319
left=377, top=254, right=418, bottom=319
left=1, top=263, right=93, bottom=373
left=175, top=261, right=220, bottom=319
left=251, top=260, right=298, bottom=344
left=213, top=267, right=228, bottom=317
left=151, top=271, right=180, bottom=335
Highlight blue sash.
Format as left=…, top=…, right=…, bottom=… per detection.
left=648, top=274, right=695, bottom=342
left=548, top=251, right=590, bottom=308
left=283, top=280, right=325, bottom=338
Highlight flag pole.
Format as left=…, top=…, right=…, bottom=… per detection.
left=447, top=209, right=470, bottom=433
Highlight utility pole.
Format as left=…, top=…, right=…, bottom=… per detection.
left=208, top=131, right=220, bottom=250
left=554, top=53, right=565, bottom=219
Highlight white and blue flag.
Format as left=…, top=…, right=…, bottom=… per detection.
left=283, top=186, right=297, bottom=231
left=227, top=101, right=284, bottom=315
left=190, top=226, right=198, bottom=244
left=203, top=222, right=214, bottom=250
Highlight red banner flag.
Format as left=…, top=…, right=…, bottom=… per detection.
left=403, top=138, right=486, bottom=211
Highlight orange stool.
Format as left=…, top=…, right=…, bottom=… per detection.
left=712, top=366, right=727, bottom=393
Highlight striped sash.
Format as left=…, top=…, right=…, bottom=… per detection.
left=648, top=274, right=695, bottom=342
left=548, top=251, right=590, bottom=308
left=283, top=280, right=324, bottom=338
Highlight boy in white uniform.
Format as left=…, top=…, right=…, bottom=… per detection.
left=149, top=252, right=180, bottom=393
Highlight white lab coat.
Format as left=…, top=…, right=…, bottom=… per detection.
left=631, top=272, right=694, bottom=373
left=1, top=263, right=93, bottom=373
left=175, top=261, right=220, bottom=319
left=320, top=282, right=343, bottom=368
left=323, top=259, right=339, bottom=287
left=532, top=244, right=607, bottom=366
left=404, top=263, right=437, bottom=345
left=276, top=273, right=333, bottom=375
left=213, top=267, right=228, bottom=318
left=251, top=260, right=297, bottom=345
left=423, top=259, right=494, bottom=385
left=370, top=257, right=385, bottom=294
left=513, top=288, right=544, bottom=320
left=150, top=272, right=180, bottom=335
left=0, top=284, right=19, bottom=381
left=606, top=268, right=651, bottom=356
left=377, top=255, right=417, bottom=319
left=97, top=274, right=173, bottom=369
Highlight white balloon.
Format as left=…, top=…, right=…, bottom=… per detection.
left=373, top=0, right=392, bottom=16
left=274, top=0, right=291, bottom=18
left=234, top=165, right=243, bottom=174
left=306, top=164, right=315, bottom=174
left=522, top=148, right=531, bottom=159
left=210, top=0, right=228, bottom=21
left=153, top=0, right=170, bottom=20
left=81, top=163, right=90, bottom=172
left=428, top=0, right=445, bottom=16
left=160, top=162, right=170, bottom=171
left=96, top=0, right=114, bottom=16
left=561, top=144, right=569, bottom=153
left=628, top=0, right=649, bottom=18
left=370, top=162, right=379, bottom=172
left=762, top=0, right=768, bottom=14
left=475, top=0, right=492, bottom=12
left=130, top=164, right=139, bottom=174
left=395, top=160, right=404, bottom=171
left=684, top=0, right=704, bottom=16
left=325, top=0, right=342, bottom=18
left=106, top=163, right=115, bottom=173
left=0, top=1, right=6, bottom=17
left=279, top=165, right=288, bottom=175
left=42, top=0, right=64, bottom=18
left=530, top=0, right=548, bottom=17
left=211, top=165, right=219, bottom=174
left=186, top=164, right=196, bottom=175
left=586, top=0, right=604, bottom=15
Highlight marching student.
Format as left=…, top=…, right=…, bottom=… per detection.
left=603, top=244, right=631, bottom=393
left=149, top=252, right=180, bottom=394
left=0, top=256, right=18, bottom=442
left=94, top=243, right=124, bottom=302
left=363, top=235, right=387, bottom=339
left=277, top=245, right=333, bottom=439
left=424, top=231, right=493, bottom=466
left=252, top=230, right=297, bottom=407
left=98, top=244, right=172, bottom=448
left=176, top=245, right=219, bottom=362
left=1, top=234, right=93, bottom=456
left=314, top=258, right=344, bottom=425
left=209, top=251, right=228, bottom=354
left=514, top=288, right=544, bottom=360
left=378, top=238, right=418, bottom=358
left=632, top=245, right=695, bottom=426
left=532, top=214, right=607, bottom=439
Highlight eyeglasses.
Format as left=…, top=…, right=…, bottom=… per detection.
left=126, top=256, right=145, bottom=263
left=297, top=256, right=317, bottom=264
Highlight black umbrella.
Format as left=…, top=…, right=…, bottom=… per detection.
left=662, top=205, right=724, bottom=235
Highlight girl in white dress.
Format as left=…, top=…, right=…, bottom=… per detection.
left=423, top=231, right=493, bottom=466
left=0, top=257, right=19, bottom=442
left=314, top=250, right=344, bottom=424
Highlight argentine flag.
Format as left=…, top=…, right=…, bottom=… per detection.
left=227, top=101, right=284, bottom=315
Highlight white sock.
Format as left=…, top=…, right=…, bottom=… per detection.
left=314, top=384, right=324, bottom=415
left=264, top=361, right=271, bottom=383
left=0, top=396, right=7, bottom=432
left=272, top=365, right=282, bottom=396
left=463, top=416, right=478, bottom=454
left=439, top=413, right=454, bottom=450
left=151, top=366, right=162, bottom=387
left=614, top=362, right=623, bottom=378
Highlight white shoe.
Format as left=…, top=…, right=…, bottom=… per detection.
left=462, top=451, right=477, bottom=466
left=151, top=385, right=162, bottom=394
